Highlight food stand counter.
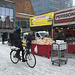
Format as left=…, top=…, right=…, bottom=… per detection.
left=68, top=43, right=75, bottom=54
left=31, top=44, right=51, bottom=59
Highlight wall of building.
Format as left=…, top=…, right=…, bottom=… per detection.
left=8, top=0, right=35, bottom=31
left=9, top=0, right=35, bottom=18
left=0, top=0, right=35, bottom=41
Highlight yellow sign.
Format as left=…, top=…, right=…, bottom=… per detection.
left=30, top=12, right=54, bottom=27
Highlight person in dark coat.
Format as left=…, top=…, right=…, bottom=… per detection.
left=26, top=32, right=35, bottom=50
left=54, top=29, right=65, bottom=41
left=54, top=29, right=66, bottom=57
left=1, top=34, right=5, bottom=44
left=66, top=30, right=72, bottom=38
left=10, top=33, right=13, bottom=46
left=13, top=26, right=25, bottom=62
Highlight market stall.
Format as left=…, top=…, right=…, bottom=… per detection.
left=31, top=38, right=55, bottom=59
left=30, top=12, right=54, bottom=58
left=68, top=43, right=75, bottom=54
left=31, top=44, right=51, bottom=59
left=53, top=7, right=75, bottom=54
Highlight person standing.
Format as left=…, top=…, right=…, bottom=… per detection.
left=66, top=30, right=72, bottom=38
left=54, top=29, right=65, bottom=41
left=1, top=34, right=5, bottom=44
left=54, top=29, right=66, bottom=57
left=26, top=32, right=35, bottom=51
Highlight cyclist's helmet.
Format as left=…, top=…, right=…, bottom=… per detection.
left=16, top=26, right=20, bottom=30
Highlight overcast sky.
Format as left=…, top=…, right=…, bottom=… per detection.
left=73, top=0, right=75, bottom=6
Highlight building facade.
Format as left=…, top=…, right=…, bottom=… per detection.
left=0, top=0, right=34, bottom=41
left=0, top=0, right=15, bottom=31
left=0, top=0, right=73, bottom=41
left=31, top=0, right=73, bottom=15
left=0, top=0, right=15, bottom=41
left=9, top=0, right=35, bottom=32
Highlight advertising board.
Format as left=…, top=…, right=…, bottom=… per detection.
left=30, top=12, right=54, bottom=27
left=54, top=7, right=75, bottom=26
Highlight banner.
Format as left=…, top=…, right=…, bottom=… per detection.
left=30, top=12, right=54, bottom=27
left=54, top=7, right=75, bottom=26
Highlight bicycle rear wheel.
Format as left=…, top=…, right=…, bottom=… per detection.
left=26, top=52, right=36, bottom=68
left=10, top=50, right=19, bottom=64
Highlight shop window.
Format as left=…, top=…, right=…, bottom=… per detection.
left=36, top=33, right=40, bottom=37
left=24, top=20, right=27, bottom=28
left=2, top=7, right=5, bottom=16
left=0, top=17, right=2, bottom=28
left=28, top=19, right=30, bottom=27
left=19, top=21, right=22, bottom=27
left=0, top=7, right=2, bottom=15
left=2, top=16, right=5, bottom=29
left=10, top=17, right=13, bottom=22
left=24, top=21, right=27, bottom=28
left=10, top=9, right=13, bottom=17
left=15, top=21, right=19, bottom=27
left=5, top=16, right=10, bottom=28
left=25, top=20, right=28, bottom=28
left=15, top=17, right=30, bottom=28
left=6, top=8, right=10, bottom=16
left=10, top=17, right=13, bottom=29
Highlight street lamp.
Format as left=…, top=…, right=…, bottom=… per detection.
left=0, top=16, right=4, bottom=19
left=1, top=16, right=4, bottom=19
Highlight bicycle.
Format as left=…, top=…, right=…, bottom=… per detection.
left=10, top=46, right=36, bottom=68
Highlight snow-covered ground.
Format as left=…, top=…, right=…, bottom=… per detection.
left=0, top=42, right=75, bottom=75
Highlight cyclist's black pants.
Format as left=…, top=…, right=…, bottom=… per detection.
left=17, top=45, right=24, bottom=60
left=27, top=42, right=31, bottom=50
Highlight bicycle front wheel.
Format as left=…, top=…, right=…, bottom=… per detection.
left=26, top=52, right=36, bottom=68
left=10, top=50, right=19, bottom=64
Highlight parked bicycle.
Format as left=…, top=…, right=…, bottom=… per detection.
left=10, top=46, right=36, bottom=68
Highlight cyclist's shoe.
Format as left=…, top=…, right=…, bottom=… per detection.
left=22, top=59, right=27, bottom=62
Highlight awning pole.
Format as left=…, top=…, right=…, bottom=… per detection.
left=52, top=28, right=53, bottom=39
left=51, top=20, right=53, bottom=39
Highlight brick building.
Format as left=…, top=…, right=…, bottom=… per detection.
left=9, top=0, right=35, bottom=32
left=0, top=0, right=35, bottom=41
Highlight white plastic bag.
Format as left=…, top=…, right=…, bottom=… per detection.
left=56, top=40, right=64, bottom=44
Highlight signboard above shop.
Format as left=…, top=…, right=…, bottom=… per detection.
left=30, top=12, right=54, bottom=27
left=53, top=7, right=75, bottom=26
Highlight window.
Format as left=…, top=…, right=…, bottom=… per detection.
left=0, top=15, right=2, bottom=28
left=15, top=17, right=30, bottom=28
left=15, top=21, right=18, bottom=27
left=0, top=7, right=2, bottom=15
left=36, top=33, right=40, bottom=37
left=10, top=17, right=13, bottom=28
left=2, top=7, right=5, bottom=16
left=10, top=9, right=13, bottom=17
left=5, top=16, right=10, bottom=28
left=0, top=1, right=14, bottom=29
left=6, top=8, right=10, bottom=16
left=0, top=6, right=14, bottom=29
left=2, top=16, right=5, bottom=28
